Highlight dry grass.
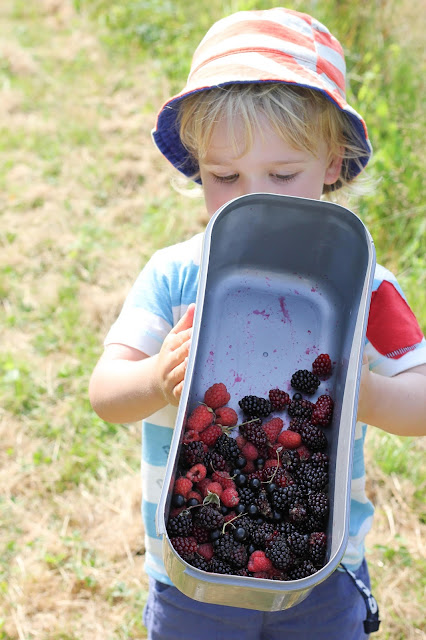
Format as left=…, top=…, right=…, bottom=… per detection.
left=0, top=1, right=424, bottom=639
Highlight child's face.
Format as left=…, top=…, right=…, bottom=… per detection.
left=199, top=116, right=342, bottom=217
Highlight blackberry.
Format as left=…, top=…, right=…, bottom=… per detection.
left=287, top=531, right=309, bottom=557
left=299, top=424, right=327, bottom=451
left=204, top=450, right=228, bottom=472
left=280, top=449, right=300, bottom=474
left=265, top=536, right=295, bottom=570
left=210, top=557, right=234, bottom=575
left=179, top=441, right=207, bottom=467
left=214, top=533, right=247, bottom=568
left=167, top=510, right=193, bottom=537
left=296, top=462, right=329, bottom=492
left=214, top=434, right=240, bottom=462
left=291, top=370, right=320, bottom=395
left=272, top=485, right=302, bottom=511
left=288, top=501, right=308, bottom=524
left=308, top=531, right=327, bottom=567
left=269, top=388, right=291, bottom=411
left=295, top=514, right=326, bottom=535
left=310, top=452, right=329, bottom=469
left=255, top=488, right=273, bottom=519
left=239, top=419, right=268, bottom=449
left=237, top=486, right=256, bottom=507
left=288, top=398, right=314, bottom=420
left=307, top=491, right=329, bottom=519
left=277, top=521, right=297, bottom=537
left=170, top=536, right=197, bottom=559
left=187, top=553, right=210, bottom=571
left=195, top=505, right=224, bottom=531
left=192, top=522, right=210, bottom=544
left=239, top=395, right=272, bottom=418
left=250, top=521, right=275, bottom=548
left=288, top=559, right=317, bottom=579
left=288, top=416, right=312, bottom=432
left=311, top=394, right=334, bottom=427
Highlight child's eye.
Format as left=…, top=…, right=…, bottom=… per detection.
left=272, top=173, right=298, bottom=183
left=212, top=173, right=238, bottom=184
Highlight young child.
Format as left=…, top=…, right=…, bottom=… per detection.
left=89, top=8, right=426, bottom=639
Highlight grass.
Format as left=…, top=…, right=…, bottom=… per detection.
left=0, top=1, right=425, bottom=638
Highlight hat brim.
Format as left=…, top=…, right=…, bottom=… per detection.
left=152, top=79, right=372, bottom=185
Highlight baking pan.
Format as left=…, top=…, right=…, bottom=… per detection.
left=156, top=193, right=375, bottom=611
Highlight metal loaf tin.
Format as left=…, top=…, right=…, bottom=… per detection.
left=156, top=193, right=375, bottom=611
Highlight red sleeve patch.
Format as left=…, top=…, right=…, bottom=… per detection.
left=366, top=281, right=423, bottom=359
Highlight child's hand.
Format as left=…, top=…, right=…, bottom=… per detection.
left=156, top=304, right=195, bottom=406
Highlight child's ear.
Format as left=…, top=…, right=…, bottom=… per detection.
left=324, top=151, right=343, bottom=186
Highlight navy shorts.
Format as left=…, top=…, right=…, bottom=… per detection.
left=143, top=559, right=371, bottom=639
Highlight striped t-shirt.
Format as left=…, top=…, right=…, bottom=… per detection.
left=104, top=232, right=426, bottom=583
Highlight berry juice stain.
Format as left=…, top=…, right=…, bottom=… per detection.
left=253, top=309, right=270, bottom=318
left=278, top=296, right=291, bottom=323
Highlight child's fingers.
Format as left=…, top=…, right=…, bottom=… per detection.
left=170, top=304, right=195, bottom=335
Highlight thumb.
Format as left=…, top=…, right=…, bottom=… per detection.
left=171, top=303, right=195, bottom=334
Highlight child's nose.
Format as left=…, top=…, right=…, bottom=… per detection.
left=237, top=176, right=266, bottom=196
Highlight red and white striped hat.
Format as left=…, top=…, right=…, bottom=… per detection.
left=152, top=8, right=372, bottom=183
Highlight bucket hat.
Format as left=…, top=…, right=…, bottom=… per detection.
left=152, top=7, right=372, bottom=184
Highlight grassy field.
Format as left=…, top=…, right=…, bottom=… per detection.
left=0, top=1, right=425, bottom=638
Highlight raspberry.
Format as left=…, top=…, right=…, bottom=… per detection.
left=197, top=542, right=214, bottom=561
left=241, top=442, right=259, bottom=461
left=269, top=388, right=291, bottom=410
left=186, top=463, right=207, bottom=483
left=277, top=430, right=302, bottom=449
left=182, top=429, right=199, bottom=443
left=239, top=395, right=272, bottom=418
left=197, top=477, right=213, bottom=497
left=215, top=406, right=238, bottom=427
left=187, top=490, right=202, bottom=504
left=199, top=423, right=223, bottom=447
left=173, top=477, right=193, bottom=498
left=290, top=370, right=320, bottom=395
left=203, top=481, right=223, bottom=498
left=296, top=445, right=311, bottom=461
left=204, top=382, right=231, bottom=409
left=211, top=470, right=236, bottom=490
left=263, top=458, right=282, bottom=471
left=312, top=354, right=332, bottom=379
left=221, top=487, right=240, bottom=508
left=186, top=404, right=214, bottom=432
left=170, top=536, right=197, bottom=559
left=262, top=417, right=284, bottom=443
left=311, top=395, right=334, bottom=427
left=247, top=550, right=274, bottom=573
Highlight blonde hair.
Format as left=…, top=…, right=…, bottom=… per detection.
left=178, top=83, right=370, bottom=197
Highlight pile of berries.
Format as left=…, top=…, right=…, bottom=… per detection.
left=166, top=355, right=334, bottom=581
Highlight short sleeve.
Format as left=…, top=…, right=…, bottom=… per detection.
left=365, top=267, right=426, bottom=376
